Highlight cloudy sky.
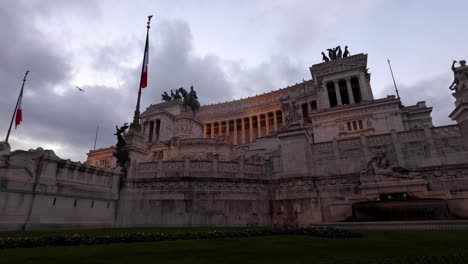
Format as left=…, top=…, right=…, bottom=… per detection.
left=1, top=0, right=467, bottom=161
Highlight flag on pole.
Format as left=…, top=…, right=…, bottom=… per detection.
left=140, top=33, right=149, bottom=89
left=15, top=89, right=23, bottom=128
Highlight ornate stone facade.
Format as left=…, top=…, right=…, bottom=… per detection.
left=1, top=52, right=468, bottom=230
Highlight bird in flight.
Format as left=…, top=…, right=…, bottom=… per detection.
left=75, top=86, right=85, bottom=92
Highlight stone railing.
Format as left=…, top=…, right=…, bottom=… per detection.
left=137, top=159, right=264, bottom=179
left=307, top=124, right=466, bottom=174
left=54, top=159, right=120, bottom=191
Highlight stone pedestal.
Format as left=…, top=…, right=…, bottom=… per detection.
left=174, top=114, right=204, bottom=139
left=276, top=127, right=311, bottom=178
left=122, top=129, right=150, bottom=179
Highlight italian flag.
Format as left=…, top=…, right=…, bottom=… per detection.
left=15, top=89, right=23, bottom=128
left=140, top=33, right=149, bottom=89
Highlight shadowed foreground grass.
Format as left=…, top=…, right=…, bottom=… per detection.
left=1, top=229, right=468, bottom=263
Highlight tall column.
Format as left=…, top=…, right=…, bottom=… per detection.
left=249, top=116, right=254, bottom=142
left=346, top=78, right=355, bottom=104
left=257, top=115, right=262, bottom=138
left=226, top=120, right=230, bottom=137
left=333, top=80, right=342, bottom=105
left=241, top=118, right=246, bottom=144
left=234, top=119, right=238, bottom=145
left=274, top=111, right=278, bottom=131
left=321, top=83, right=330, bottom=109
left=203, top=125, right=207, bottom=138
left=265, top=113, right=270, bottom=135
left=359, top=73, right=372, bottom=100
left=218, top=121, right=222, bottom=137
left=210, top=123, right=214, bottom=138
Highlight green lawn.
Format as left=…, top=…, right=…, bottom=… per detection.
left=1, top=229, right=468, bottom=263
left=0, top=226, right=250, bottom=238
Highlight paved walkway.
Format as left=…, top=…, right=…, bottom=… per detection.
left=323, top=220, right=468, bottom=230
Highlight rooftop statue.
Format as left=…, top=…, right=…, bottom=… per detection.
left=449, top=60, right=468, bottom=96
left=161, top=91, right=172, bottom=102
left=179, top=86, right=200, bottom=116
left=327, top=48, right=337, bottom=60
left=343, top=46, right=350, bottom=57
left=336, top=45, right=342, bottom=59
left=321, top=52, right=330, bottom=62
left=173, top=89, right=182, bottom=100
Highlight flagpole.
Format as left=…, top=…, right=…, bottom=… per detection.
left=130, top=15, right=153, bottom=131
left=93, top=125, right=99, bottom=150
left=387, top=58, right=400, bottom=99
left=5, top=70, right=29, bottom=143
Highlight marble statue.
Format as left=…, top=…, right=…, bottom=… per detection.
left=449, top=60, right=468, bottom=94
left=361, top=152, right=420, bottom=181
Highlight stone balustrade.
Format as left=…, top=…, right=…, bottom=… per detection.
left=56, top=159, right=120, bottom=191
left=307, top=124, right=467, bottom=175
left=137, top=159, right=264, bottom=179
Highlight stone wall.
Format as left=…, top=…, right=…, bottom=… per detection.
left=0, top=146, right=121, bottom=230
left=270, top=124, right=468, bottom=223
left=116, top=159, right=270, bottom=227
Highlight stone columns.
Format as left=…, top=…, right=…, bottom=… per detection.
left=241, top=118, right=246, bottom=144
left=234, top=119, right=238, bottom=145
left=249, top=116, right=254, bottom=142
left=219, top=121, right=223, bottom=138
left=346, top=78, right=355, bottom=104
left=333, top=80, right=342, bottom=105
left=257, top=115, right=262, bottom=138
left=210, top=123, right=214, bottom=138
left=274, top=111, right=278, bottom=131
left=266, top=113, right=270, bottom=135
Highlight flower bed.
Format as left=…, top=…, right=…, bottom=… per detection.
left=0, top=226, right=361, bottom=249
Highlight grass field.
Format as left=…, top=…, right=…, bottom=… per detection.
left=1, top=228, right=468, bottom=263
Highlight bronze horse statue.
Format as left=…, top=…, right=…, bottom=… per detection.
left=178, top=87, right=200, bottom=115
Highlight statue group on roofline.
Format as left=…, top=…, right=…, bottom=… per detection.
left=321, top=45, right=350, bottom=62
left=160, top=86, right=200, bottom=116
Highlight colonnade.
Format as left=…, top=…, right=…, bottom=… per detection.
left=326, top=76, right=363, bottom=107
left=204, top=110, right=283, bottom=145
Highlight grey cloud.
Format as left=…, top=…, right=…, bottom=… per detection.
left=0, top=6, right=314, bottom=162
left=382, top=76, right=456, bottom=126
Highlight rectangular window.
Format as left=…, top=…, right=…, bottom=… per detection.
left=347, top=122, right=352, bottom=131
left=310, top=101, right=317, bottom=110
left=353, top=121, right=358, bottom=130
